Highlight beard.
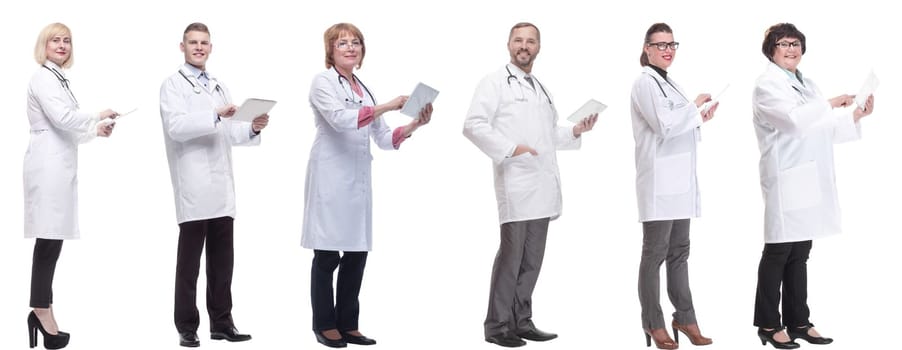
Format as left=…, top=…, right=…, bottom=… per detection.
left=511, top=49, right=534, bottom=68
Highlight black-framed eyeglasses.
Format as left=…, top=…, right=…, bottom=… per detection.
left=775, top=40, right=802, bottom=49
left=647, top=42, right=679, bottom=51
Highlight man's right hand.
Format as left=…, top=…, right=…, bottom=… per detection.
left=512, top=144, right=538, bottom=157
left=217, top=104, right=238, bottom=118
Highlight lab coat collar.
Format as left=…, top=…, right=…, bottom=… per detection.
left=506, top=63, right=538, bottom=92
left=180, top=63, right=219, bottom=93
left=181, top=63, right=214, bottom=80
left=767, top=62, right=806, bottom=90
left=43, top=61, right=64, bottom=75
left=642, top=65, right=665, bottom=82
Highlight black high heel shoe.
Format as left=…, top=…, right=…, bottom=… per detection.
left=28, top=311, right=70, bottom=349
left=757, top=327, right=800, bottom=349
left=314, top=330, right=347, bottom=348
left=788, top=323, right=833, bottom=345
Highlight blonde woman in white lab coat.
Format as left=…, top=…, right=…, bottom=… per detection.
left=631, top=22, right=717, bottom=349
left=752, top=23, right=874, bottom=349
left=24, top=22, right=118, bottom=350
left=302, top=22, right=432, bottom=348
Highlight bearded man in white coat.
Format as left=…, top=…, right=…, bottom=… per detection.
left=159, top=22, right=269, bottom=348
left=463, top=22, right=598, bottom=348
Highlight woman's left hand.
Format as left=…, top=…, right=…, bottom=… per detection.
left=702, top=102, right=719, bottom=122
left=406, top=103, right=433, bottom=134
left=97, top=120, right=115, bottom=137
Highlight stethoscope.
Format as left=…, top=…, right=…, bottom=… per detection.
left=42, top=65, right=78, bottom=106
left=506, top=65, right=551, bottom=104
left=178, top=68, right=225, bottom=100
left=335, top=67, right=375, bottom=105
left=649, top=73, right=689, bottom=109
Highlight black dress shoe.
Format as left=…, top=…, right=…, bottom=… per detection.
left=211, top=327, right=252, bottom=342
left=757, top=327, right=800, bottom=349
left=788, top=323, right=833, bottom=345
left=315, top=331, right=347, bottom=348
left=485, top=332, right=526, bottom=347
left=341, top=332, right=377, bottom=345
left=517, top=328, right=558, bottom=342
left=179, top=331, right=200, bottom=348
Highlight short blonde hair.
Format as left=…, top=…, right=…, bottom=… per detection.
left=34, top=23, right=74, bottom=68
left=323, top=23, right=365, bottom=69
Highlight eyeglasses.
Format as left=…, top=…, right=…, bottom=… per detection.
left=775, top=40, right=802, bottom=49
left=336, top=40, right=362, bottom=50
left=647, top=42, right=679, bottom=51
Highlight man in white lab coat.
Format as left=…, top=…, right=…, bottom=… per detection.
left=463, top=22, right=598, bottom=348
left=159, top=22, right=269, bottom=348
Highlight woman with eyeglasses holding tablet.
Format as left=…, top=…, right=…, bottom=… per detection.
left=630, top=22, right=717, bottom=350
left=751, top=22, right=874, bottom=349
left=301, top=22, right=433, bottom=348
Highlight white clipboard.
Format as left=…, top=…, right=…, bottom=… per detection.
left=567, top=99, right=607, bottom=123
left=110, top=107, right=138, bottom=122
left=233, top=98, right=277, bottom=122
left=854, top=69, right=879, bottom=110
left=400, top=83, right=439, bottom=118
left=700, top=84, right=729, bottom=114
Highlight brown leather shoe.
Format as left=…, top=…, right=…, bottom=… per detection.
left=672, top=320, right=712, bottom=346
left=644, top=328, right=678, bottom=349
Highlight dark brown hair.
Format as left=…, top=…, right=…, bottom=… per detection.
left=761, top=23, right=806, bottom=62
left=640, top=23, right=672, bottom=66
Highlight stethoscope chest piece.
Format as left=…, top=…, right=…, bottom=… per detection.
left=193, top=86, right=201, bottom=94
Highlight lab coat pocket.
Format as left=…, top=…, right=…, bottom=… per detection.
left=779, top=161, right=822, bottom=211
left=503, top=153, right=540, bottom=193
left=654, top=152, right=692, bottom=196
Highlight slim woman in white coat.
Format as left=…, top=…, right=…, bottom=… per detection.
left=302, top=22, right=432, bottom=348
left=24, top=22, right=118, bottom=350
left=630, top=23, right=716, bottom=349
left=752, top=23, right=874, bottom=349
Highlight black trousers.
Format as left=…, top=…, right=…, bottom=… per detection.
left=311, top=250, right=368, bottom=332
left=174, top=216, right=235, bottom=333
left=30, top=239, right=64, bottom=308
left=754, top=240, right=812, bottom=328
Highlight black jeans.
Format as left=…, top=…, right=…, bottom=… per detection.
left=311, top=250, right=368, bottom=332
left=174, top=216, right=235, bottom=333
left=754, top=240, right=812, bottom=328
left=30, top=239, right=63, bottom=308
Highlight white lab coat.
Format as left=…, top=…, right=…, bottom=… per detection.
left=301, top=69, right=396, bottom=252
left=159, top=64, right=260, bottom=224
left=463, top=65, right=580, bottom=225
left=630, top=66, right=703, bottom=222
left=753, top=62, right=860, bottom=243
left=23, top=62, right=101, bottom=239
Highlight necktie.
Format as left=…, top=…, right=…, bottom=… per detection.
left=523, top=75, right=535, bottom=89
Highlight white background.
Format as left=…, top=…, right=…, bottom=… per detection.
left=0, top=0, right=898, bottom=349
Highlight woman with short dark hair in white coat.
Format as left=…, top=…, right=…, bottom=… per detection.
left=752, top=22, right=874, bottom=349
left=24, top=22, right=118, bottom=350
left=631, top=22, right=717, bottom=349
left=302, top=22, right=432, bottom=348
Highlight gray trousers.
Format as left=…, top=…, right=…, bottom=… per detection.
left=484, top=218, right=550, bottom=337
left=638, top=219, right=697, bottom=329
